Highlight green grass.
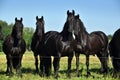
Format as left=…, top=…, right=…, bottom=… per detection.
left=0, top=51, right=119, bottom=80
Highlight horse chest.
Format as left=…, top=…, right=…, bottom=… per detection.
left=61, top=41, right=72, bottom=53
left=13, top=40, right=21, bottom=47
left=11, top=39, right=22, bottom=54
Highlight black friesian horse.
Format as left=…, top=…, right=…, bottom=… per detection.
left=3, top=18, right=26, bottom=77
left=41, top=10, right=75, bottom=78
left=31, top=16, right=45, bottom=73
left=73, top=15, right=109, bottom=77
left=109, top=28, right=120, bottom=77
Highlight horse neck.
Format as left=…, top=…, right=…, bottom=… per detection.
left=77, top=26, right=89, bottom=47
left=34, top=27, right=45, bottom=40
left=12, top=37, right=21, bottom=47
left=11, top=28, right=16, bottom=38
left=60, top=23, right=73, bottom=41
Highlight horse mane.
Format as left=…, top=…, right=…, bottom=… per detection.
left=60, top=21, right=71, bottom=41
left=11, top=24, right=17, bottom=38
left=77, top=15, right=87, bottom=34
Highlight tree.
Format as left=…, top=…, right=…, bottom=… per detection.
left=108, top=34, right=112, bottom=42
left=23, top=27, right=34, bottom=50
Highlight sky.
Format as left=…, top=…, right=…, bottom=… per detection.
left=0, top=0, right=120, bottom=35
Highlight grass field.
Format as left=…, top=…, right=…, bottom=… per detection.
left=0, top=51, right=119, bottom=80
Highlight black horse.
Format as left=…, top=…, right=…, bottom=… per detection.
left=31, top=16, right=45, bottom=73
left=41, top=10, right=75, bottom=78
left=73, top=15, right=109, bottom=77
left=3, top=17, right=26, bottom=77
left=109, top=28, right=120, bottom=77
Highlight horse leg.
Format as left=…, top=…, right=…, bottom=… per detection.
left=96, top=52, right=108, bottom=73
left=75, top=53, right=80, bottom=77
left=16, top=54, right=22, bottom=77
left=67, top=53, right=73, bottom=78
left=86, top=54, right=90, bottom=77
left=6, top=54, right=13, bottom=77
left=53, top=56, right=60, bottom=78
left=6, top=56, right=10, bottom=75
left=40, top=56, right=45, bottom=77
left=34, top=53, right=39, bottom=73
left=45, top=56, right=52, bottom=76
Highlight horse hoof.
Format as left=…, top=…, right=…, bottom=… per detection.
left=35, top=70, right=39, bottom=74
left=40, top=72, right=45, bottom=77
left=77, top=74, right=80, bottom=77
left=18, top=74, right=22, bottom=78
left=55, top=75, right=60, bottom=79
left=40, top=74, right=44, bottom=77
left=100, top=69, right=108, bottom=74
left=6, top=73, right=14, bottom=77
left=86, top=72, right=91, bottom=77
left=67, top=74, right=71, bottom=78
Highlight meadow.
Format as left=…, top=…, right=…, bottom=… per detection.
left=0, top=51, right=119, bottom=80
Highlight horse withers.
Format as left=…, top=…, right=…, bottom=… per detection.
left=73, top=14, right=109, bottom=77
left=109, top=28, right=120, bottom=78
left=3, top=17, right=26, bottom=77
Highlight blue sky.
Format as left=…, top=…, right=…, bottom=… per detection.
left=0, top=0, right=120, bottom=35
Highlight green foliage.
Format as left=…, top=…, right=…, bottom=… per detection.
left=0, top=20, right=34, bottom=51
left=0, top=20, right=12, bottom=39
left=23, top=27, right=34, bottom=50
left=108, top=34, right=112, bottom=42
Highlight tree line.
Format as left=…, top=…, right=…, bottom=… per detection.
left=0, top=20, right=113, bottom=52
left=0, top=20, right=34, bottom=51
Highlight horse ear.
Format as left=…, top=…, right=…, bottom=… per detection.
left=36, top=16, right=38, bottom=20
left=41, top=16, right=44, bottom=20
left=20, top=18, right=23, bottom=22
left=67, top=10, right=69, bottom=15
left=77, top=14, right=79, bottom=18
left=15, top=17, right=17, bottom=22
left=72, top=10, right=75, bottom=15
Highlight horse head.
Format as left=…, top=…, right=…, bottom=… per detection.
left=74, top=14, right=86, bottom=40
left=35, top=16, right=44, bottom=38
left=66, top=10, right=75, bottom=33
left=12, top=17, right=23, bottom=40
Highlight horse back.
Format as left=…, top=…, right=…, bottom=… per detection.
left=91, top=31, right=108, bottom=46
left=87, top=31, right=108, bottom=53
left=44, top=31, right=60, bottom=55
